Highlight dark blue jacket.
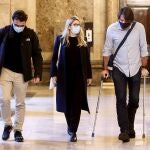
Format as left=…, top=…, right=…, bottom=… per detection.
left=50, top=35, right=92, bottom=113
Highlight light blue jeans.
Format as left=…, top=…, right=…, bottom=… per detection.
left=0, top=68, right=28, bottom=131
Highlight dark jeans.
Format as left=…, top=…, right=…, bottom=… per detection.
left=112, top=67, right=141, bottom=132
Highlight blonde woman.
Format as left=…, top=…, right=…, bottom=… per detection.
left=50, top=16, right=92, bottom=142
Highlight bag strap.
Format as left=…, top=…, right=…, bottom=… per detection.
left=111, top=21, right=136, bottom=61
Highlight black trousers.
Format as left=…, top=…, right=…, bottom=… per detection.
left=64, top=109, right=81, bottom=133
left=112, top=67, right=141, bottom=132
left=65, top=67, right=83, bottom=133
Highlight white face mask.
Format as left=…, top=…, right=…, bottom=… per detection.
left=13, top=24, right=25, bottom=33
left=71, top=25, right=80, bottom=35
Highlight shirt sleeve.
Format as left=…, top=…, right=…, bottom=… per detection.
left=103, top=26, right=114, bottom=56
left=139, top=23, right=148, bottom=57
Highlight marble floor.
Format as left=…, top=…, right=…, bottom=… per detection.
left=0, top=79, right=150, bottom=150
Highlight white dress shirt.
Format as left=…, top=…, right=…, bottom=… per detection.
left=103, top=21, right=148, bottom=77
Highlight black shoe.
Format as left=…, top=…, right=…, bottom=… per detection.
left=129, top=130, right=135, bottom=138
left=14, top=131, right=24, bottom=142
left=69, top=133, right=77, bottom=142
left=2, top=125, right=13, bottom=141
left=118, top=131, right=130, bottom=142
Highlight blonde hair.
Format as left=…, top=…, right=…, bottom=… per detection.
left=61, top=16, right=87, bottom=47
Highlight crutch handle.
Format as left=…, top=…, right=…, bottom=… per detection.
left=100, top=75, right=108, bottom=81
left=100, top=76, right=105, bottom=81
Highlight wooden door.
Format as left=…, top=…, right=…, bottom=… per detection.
left=131, top=7, right=150, bottom=71
left=131, top=7, right=150, bottom=45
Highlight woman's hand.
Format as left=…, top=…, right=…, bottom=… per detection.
left=32, top=77, right=40, bottom=83
left=52, top=76, right=57, bottom=82
left=87, top=78, right=92, bottom=86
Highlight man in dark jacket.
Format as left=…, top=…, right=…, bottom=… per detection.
left=0, top=10, right=43, bottom=142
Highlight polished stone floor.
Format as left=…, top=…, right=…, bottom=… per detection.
left=0, top=79, right=150, bottom=150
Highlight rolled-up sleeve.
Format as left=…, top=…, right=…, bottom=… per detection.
left=139, top=23, right=148, bottom=57
left=103, top=27, right=114, bottom=56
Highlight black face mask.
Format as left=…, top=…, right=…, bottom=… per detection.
left=119, top=21, right=131, bottom=29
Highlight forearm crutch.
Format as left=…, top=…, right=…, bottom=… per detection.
left=142, top=76, right=146, bottom=138
left=91, top=77, right=104, bottom=137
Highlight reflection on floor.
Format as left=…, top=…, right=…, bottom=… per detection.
left=0, top=79, right=150, bottom=150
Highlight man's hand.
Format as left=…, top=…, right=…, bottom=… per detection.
left=87, top=78, right=92, bottom=86
left=52, top=76, right=57, bottom=82
left=101, top=69, right=109, bottom=79
left=141, top=68, right=149, bottom=77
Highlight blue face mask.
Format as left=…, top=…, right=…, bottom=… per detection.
left=71, top=25, right=81, bottom=35
left=119, top=21, right=131, bottom=29
left=13, top=24, right=25, bottom=33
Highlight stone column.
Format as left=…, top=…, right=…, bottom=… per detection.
left=91, top=0, right=106, bottom=85
left=10, top=0, right=36, bottom=30
left=106, top=0, right=119, bottom=27
left=92, top=0, right=106, bottom=63
left=26, top=0, right=36, bottom=31
left=0, top=0, right=11, bottom=27
left=120, top=0, right=127, bottom=8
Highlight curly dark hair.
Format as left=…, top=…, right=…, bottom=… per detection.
left=118, top=7, right=134, bottom=22
left=12, top=10, right=28, bottom=21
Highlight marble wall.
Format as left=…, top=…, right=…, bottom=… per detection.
left=0, top=0, right=119, bottom=84
left=0, top=0, right=36, bottom=30
left=0, top=0, right=11, bottom=27
left=1, top=0, right=150, bottom=84
left=36, top=0, right=93, bottom=62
